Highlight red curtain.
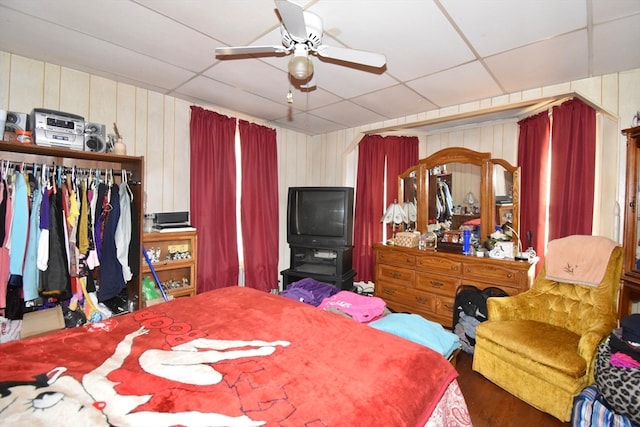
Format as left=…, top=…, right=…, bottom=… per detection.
left=353, top=135, right=386, bottom=283
left=189, top=106, right=238, bottom=292
left=239, top=120, right=279, bottom=292
left=353, top=135, right=418, bottom=283
left=549, top=98, right=596, bottom=240
left=517, top=111, right=550, bottom=270
left=385, top=136, right=420, bottom=207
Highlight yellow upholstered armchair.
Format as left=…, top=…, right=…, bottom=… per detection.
left=472, top=235, right=623, bottom=422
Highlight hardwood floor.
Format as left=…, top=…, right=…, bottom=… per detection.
left=455, top=351, right=571, bottom=427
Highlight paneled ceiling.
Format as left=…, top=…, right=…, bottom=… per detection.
left=0, top=0, right=639, bottom=135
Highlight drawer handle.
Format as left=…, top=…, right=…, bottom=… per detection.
left=430, top=280, right=444, bottom=288
left=384, top=288, right=395, bottom=295
left=415, top=296, right=427, bottom=304
left=466, top=267, right=471, bottom=272
left=451, top=265, right=457, bottom=270
left=390, top=272, right=401, bottom=279
left=443, top=303, right=453, bottom=311
left=507, top=273, right=513, bottom=278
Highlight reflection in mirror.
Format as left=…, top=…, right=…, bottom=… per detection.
left=399, top=168, right=418, bottom=231
left=491, top=158, right=520, bottom=248
left=424, top=163, right=482, bottom=231
left=494, top=164, right=514, bottom=228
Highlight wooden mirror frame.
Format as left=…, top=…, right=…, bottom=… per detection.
left=403, top=147, right=520, bottom=246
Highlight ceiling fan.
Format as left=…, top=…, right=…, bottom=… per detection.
left=214, top=0, right=386, bottom=84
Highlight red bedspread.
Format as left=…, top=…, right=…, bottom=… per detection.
left=0, top=287, right=458, bottom=426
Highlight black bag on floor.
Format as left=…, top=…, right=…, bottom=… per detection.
left=452, top=285, right=508, bottom=353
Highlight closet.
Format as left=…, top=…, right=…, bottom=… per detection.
left=0, top=141, right=145, bottom=311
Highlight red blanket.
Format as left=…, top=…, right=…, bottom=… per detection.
left=0, top=287, right=457, bottom=426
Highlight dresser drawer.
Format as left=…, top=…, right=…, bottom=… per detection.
left=376, top=264, right=415, bottom=287
left=416, top=254, right=462, bottom=274
left=435, top=295, right=455, bottom=320
left=415, top=272, right=460, bottom=296
left=375, top=283, right=436, bottom=313
left=462, top=260, right=520, bottom=285
left=376, top=249, right=416, bottom=268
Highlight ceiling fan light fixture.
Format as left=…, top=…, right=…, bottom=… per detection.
left=288, top=45, right=313, bottom=80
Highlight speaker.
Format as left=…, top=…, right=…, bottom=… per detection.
left=4, top=111, right=28, bottom=133
left=84, top=122, right=107, bottom=152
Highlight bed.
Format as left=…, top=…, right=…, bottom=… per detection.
left=0, top=286, right=471, bottom=426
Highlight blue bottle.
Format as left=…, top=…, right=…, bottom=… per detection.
left=463, top=229, right=471, bottom=255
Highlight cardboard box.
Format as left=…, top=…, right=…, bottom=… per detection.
left=142, top=295, right=174, bottom=308
left=21, top=306, right=65, bottom=339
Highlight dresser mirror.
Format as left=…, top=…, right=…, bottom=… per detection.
left=398, top=166, right=419, bottom=230
left=402, top=147, right=520, bottom=247
left=491, top=158, right=520, bottom=242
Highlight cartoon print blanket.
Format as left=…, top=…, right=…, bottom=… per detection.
left=0, top=286, right=459, bottom=426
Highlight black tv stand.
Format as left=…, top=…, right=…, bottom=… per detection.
left=282, top=245, right=356, bottom=291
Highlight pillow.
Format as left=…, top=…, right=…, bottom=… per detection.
left=369, top=313, right=460, bottom=358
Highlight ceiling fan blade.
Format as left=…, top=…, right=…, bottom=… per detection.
left=215, top=45, right=289, bottom=56
left=315, top=45, right=386, bottom=68
left=274, top=0, right=307, bottom=42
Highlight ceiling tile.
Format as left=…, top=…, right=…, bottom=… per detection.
left=136, top=0, right=280, bottom=47
left=310, top=100, right=387, bottom=128
left=273, top=112, right=346, bottom=135
left=0, top=0, right=221, bottom=72
left=591, top=0, right=640, bottom=24
left=0, top=7, right=194, bottom=90
left=592, top=14, right=640, bottom=76
left=351, top=85, right=436, bottom=119
left=175, top=76, right=288, bottom=122
left=407, top=61, right=502, bottom=107
left=484, top=30, right=589, bottom=93
left=441, top=0, right=586, bottom=57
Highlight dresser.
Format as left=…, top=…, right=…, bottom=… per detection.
left=373, top=243, right=536, bottom=327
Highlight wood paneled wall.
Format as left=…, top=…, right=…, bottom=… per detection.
left=2, top=50, right=639, bottom=285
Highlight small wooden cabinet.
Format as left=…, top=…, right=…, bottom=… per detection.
left=373, top=243, right=536, bottom=327
left=620, top=126, right=640, bottom=317
left=142, top=230, right=198, bottom=301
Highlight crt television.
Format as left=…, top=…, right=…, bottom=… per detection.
left=287, top=186, right=354, bottom=247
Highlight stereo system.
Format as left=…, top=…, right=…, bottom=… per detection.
left=5, top=109, right=112, bottom=153
left=31, top=108, right=85, bottom=150
left=84, top=122, right=107, bottom=152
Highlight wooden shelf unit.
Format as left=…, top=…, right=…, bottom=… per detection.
left=620, top=126, right=640, bottom=318
left=0, top=141, right=145, bottom=307
left=142, top=230, right=198, bottom=301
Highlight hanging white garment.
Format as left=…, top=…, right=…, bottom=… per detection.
left=114, top=170, right=133, bottom=281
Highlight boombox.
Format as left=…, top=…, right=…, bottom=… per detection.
left=30, top=108, right=85, bottom=150
left=84, top=122, right=107, bottom=152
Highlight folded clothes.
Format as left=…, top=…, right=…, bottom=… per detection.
left=610, top=351, right=640, bottom=369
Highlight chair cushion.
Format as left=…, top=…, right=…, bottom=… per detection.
left=477, top=319, right=586, bottom=378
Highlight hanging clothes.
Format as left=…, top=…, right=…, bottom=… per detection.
left=114, top=171, right=133, bottom=282
left=436, top=180, right=454, bottom=223
left=6, top=171, right=29, bottom=319
left=40, top=184, right=71, bottom=300
left=23, top=174, right=42, bottom=302
left=0, top=179, right=11, bottom=314
left=98, top=182, right=125, bottom=302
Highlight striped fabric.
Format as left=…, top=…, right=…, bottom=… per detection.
left=571, top=385, right=636, bottom=427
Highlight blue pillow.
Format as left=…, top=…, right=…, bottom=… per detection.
left=369, top=313, right=460, bottom=358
